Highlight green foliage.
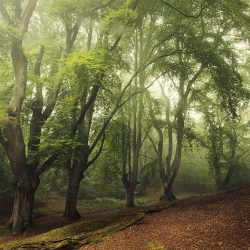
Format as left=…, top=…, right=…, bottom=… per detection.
left=178, top=148, right=215, bottom=192
left=183, top=117, right=197, bottom=150
left=51, top=0, right=91, bottom=23
left=184, top=35, right=243, bottom=117
left=79, top=120, right=125, bottom=199
left=139, top=160, right=159, bottom=192
left=62, top=49, right=109, bottom=84
left=0, top=22, right=18, bottom=53
left=80, top=155, right=124, bottom=199
left=104, top=0, right=137, bottom=30
left=37, top=167, right=67, bottom=200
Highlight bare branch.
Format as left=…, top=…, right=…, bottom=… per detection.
left=41, top=88, right=60, bottom=121
left=13, top=0, right=22, bottom=20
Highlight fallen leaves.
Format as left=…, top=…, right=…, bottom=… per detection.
left=82, top=186, right=250, bottom=250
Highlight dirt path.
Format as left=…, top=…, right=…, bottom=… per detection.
left=82, top=186, right=250, bottom=250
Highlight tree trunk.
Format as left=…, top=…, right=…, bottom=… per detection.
left=214, top=165, right=223, bottom=190
left=161, top=182, right=176, bottom=201
left=5, top=173, right=39, bottom=233
left=7, top=189, right=34, bottom=232
left=64, top=173, right=82, bottom=219
left=64, top=146, right=89, bottom=219
left=125, top=185, right=135, bottom=207
left=222, top=165, right=234, bottom=189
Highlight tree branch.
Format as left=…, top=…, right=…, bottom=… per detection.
left=139, top=153, right=155, bottom=161
left=160, top=0, right=204, bottom=19
left=35, top=153, right=60, bottom=176
left=140, top=123, right=153, bottom=149
left=41, top=83, right=61, bottom=122
left=71, top=84, right=101, bottom=136
left=88, top=52, right=178, bottom=154
left=185, top=65, right=204, bottom=98
left=94, top=0, right=117, bottom=11
left=34, top=45, right=45, bottom=77
left=69, top=16, right=84, bottom=51
left=20, top=0, right=39, bottom=33
left=0, top=1, right=13, bottom=24
left=108, top=0, right=139, bottom=51
left=87, top=131, right=105, bottom=167
left=147, top=134, right=158, bottom=155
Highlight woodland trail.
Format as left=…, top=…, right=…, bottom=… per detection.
left=82, top=186, right=250, bottom=250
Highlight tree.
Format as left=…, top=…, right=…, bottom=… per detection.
left=0, top=0, right=86, bottom=232
left=193, top=91, right=250, bottom=190
left=62, top=0, right=140, bottom=218
left=145, top=0, right=250, bottom=201
left=0, top=0, right=40, bottom=232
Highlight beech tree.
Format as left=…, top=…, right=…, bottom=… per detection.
left=0, top=0, right=100, bottom=231
left=145, top=0, right=250, bottom=201
left=0, top=0, right=40, bottom=232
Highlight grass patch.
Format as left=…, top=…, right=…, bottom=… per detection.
left=77, top=197, right=125, bottom=212
left=34, top=194, right=125, bottom=217
left=176, top=192, right=200, bottom=200
left=147, top=241, right=166, bottom=250
left=0, top=212, right=144, bottom=250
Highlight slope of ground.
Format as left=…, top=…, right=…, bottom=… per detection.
left=0, top=186, right=249, bottom=249
left=82, top=186, right=250, bottom=250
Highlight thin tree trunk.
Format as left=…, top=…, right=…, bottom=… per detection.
left=125, top=186, right=135, bottom=207
left=163, top=181, right=176, bottom=201
left=214, top=166, right=223, bottom=190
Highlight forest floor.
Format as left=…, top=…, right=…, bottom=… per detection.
left=83, top=185, right=250, bottom=250
left=0, top=186, right=249, bottom=249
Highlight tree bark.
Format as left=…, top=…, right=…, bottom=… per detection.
left=125, top=186, right=135, bottom=207
left=5, top=170, right=39, bottom=232
left=64, top=105, right=94, bottom=218
left=162, top=182, right=176, bottom=201
left=64, top=168, right=84, bottom=219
